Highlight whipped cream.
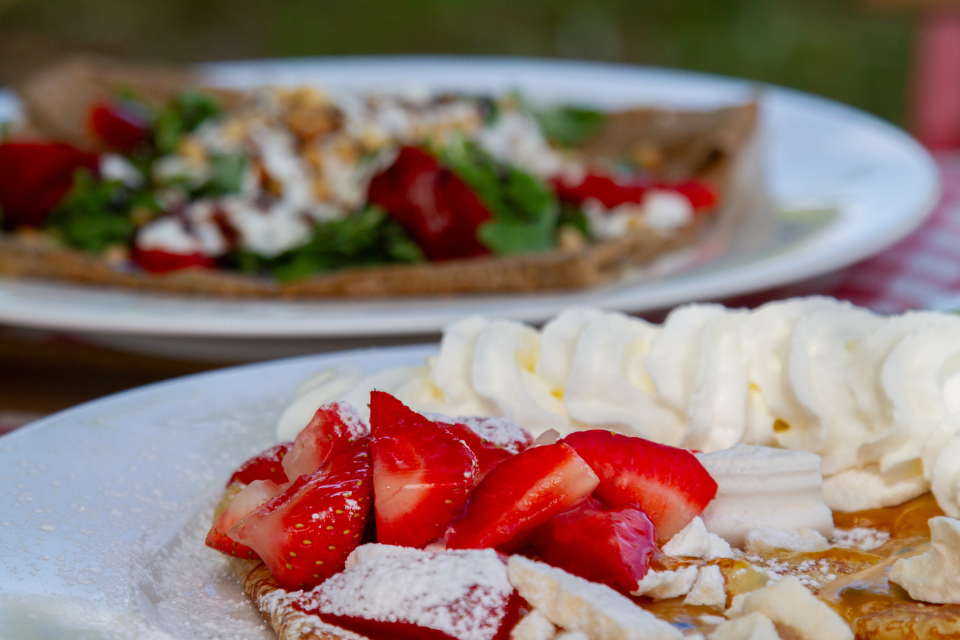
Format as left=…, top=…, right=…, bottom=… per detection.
left=509, top=610, right=556, bottom=640
left=508, top=556, right=682, bottom=640
left=631, top=566, right=700, bottom=600
left=684, top=566, right=726, bottom=609
left=696, top=445, right=833, bottom=546
left=662, top=517, right=733, bottom=560
left=727, top=576, right=852, bottom=640
left=277, top=297, right=960, bottom=514
left=709, top=613, right=781, bottom=640
left=744, top=528, right=830, bottom=555
left=889, top=516, right=960, bottom=604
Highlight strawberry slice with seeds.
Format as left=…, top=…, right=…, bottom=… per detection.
left=369, top=392, right=478, bottom=548
left=445, top=443, right=599, bottom=551
left=227, top=442, right=292, bottom=487
left=283, top=402, right=369, bottom=481
left=434, top=416, right=534, bottom=482
left=533, top=497, right=658, bottom=593
left=561, top=430, right=718, bottom=541
left=205, top=479, right=284, bottom=559
left=228, top=438, right=373, bottom=590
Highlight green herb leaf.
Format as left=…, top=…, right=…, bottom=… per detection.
left=44, top=170, right=139, bottom=253
left=533, top=106, right=606, bottom=148
left=558, top=202, right=593, bottom=240
left=438, top=140, right=559, bottom=255
left=232, top=205, right=425, bottom=281
left=153, top=91, right=223, bottom=154
left=201, top=154, right=247, bottom=197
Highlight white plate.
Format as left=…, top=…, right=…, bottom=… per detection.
left=0, top=345, right=434, bottom=639
left=0, top=57, right=939, bottom=349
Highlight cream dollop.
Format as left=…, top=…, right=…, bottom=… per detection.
left=275, top=297, right=960, bottom=515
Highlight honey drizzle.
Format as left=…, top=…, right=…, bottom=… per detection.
left=633, top=493, right=946, bottom=635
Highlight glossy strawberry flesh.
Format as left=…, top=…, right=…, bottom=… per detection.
left=551, top=172, right=717, bottom=212
left=205, top=479, right=284, bottom=559
left=533, top=497, right=658, bottom=593
left=561, top=430, right=718, bottom=541
left=441, top=422, right=514, bottom=482
left=88, top=101, right=149, bottom=152
left=369, top=391, right=477, bottom=548
left=0, top=141, right=100, bottom=229
left=367, top=146, right=492, bottom=261
left=228, top=439, right=372, bottom=590
left=445, top=443, right=599, bottom=551
left=130, top=246, right=218, bottom=273
left=227, top=442, right=292, bottom=487
left=283, top=402, right=369, bottom=481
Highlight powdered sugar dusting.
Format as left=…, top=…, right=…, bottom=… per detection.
left=831, top=528, right=890, bottom=552
left=331, top=402, right=371, bottom=438
left=300, top=548, right=515, bottom=640
left=426, top=413, right=533, bottom=453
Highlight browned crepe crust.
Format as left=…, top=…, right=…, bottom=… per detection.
left=2, top=56, right=757, bottom=299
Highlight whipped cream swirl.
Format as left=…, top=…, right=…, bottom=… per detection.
left=277, top=297, right=960, bottom=515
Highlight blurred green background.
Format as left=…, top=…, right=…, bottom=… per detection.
left=0, top=0, right=914, bottom=124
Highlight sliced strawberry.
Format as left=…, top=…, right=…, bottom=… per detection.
left=282, top=402, right=369, bottom=481
left=445, top=443, right=599, bottom=551
left=227, top=442, right=292, bottom=487
left=369, top=392, right=477, bottom=548
left=130, top=246, right=218, bottom=273
left=88, top=101, right=149, bottom=152
left=441, top=422, right=513, bottom=482
left=298, top=548, right=522, bottom=640
left=533, top=497, right=658, bottom=593
left=561, top=430, right=718, bottom=541
left=205, top=479, right=284, bottom=559
left=229, top=438, right=372, bottom=590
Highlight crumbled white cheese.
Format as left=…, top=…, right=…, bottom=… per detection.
left=709, top=613, right=781, bottom=640
left=728, top=576, right=852, bottom=640
left=890, top=516, right=960, bottom=604
left=100, top=153, right=144, bottom=188
left=662, top=517, right=733, bottom=560
left=744, top=528, right=830, bottom=555
left=630, top=566, right=700, bottom=600
left=642, top=190, right=694, bottom=231
left=507, top=556, right=682, bottom=640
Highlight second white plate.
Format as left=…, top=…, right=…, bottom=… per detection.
left=0, top=56, right=939, bottom=349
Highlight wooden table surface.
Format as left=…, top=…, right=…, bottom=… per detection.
left=0, top=326, right=222, bottom=431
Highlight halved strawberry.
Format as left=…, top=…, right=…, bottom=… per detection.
left=561, top=430, right=718, bottom=541
left=282, top=402, right=369, bottom=481
left=228, top=438, right=372, bottom=590
left=533, top=497, right=658, bottom=593
left=227, top=442, right=292, bottom=487
left=205, top=479, right=284, bottom=559
left=437, top=416, right=534, bottom=482
left=369, top=392, right=477, bottom=548
left=445, top=443, right=599, bottom=551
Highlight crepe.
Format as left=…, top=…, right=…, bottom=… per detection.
left=1, top=56, right=759, bottom=299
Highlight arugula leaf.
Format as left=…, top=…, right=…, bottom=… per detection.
left=533, top=106, right=606, bottom=148
left=557, top=202, right=593, bottom=240
left=198, top=154, right=247, bottom=197
left=438, top=140, right=559, bottom=255
left=232, top=206, right=425, bottom=282
left=43, top=170, right=146, bottom=253
left=153, top=91, right=223, bottom=154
